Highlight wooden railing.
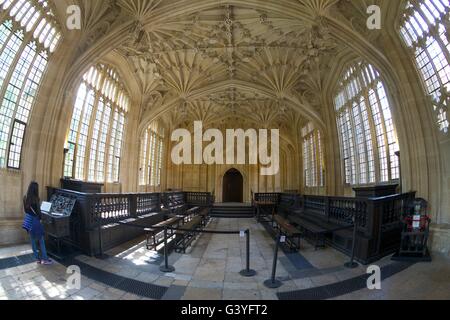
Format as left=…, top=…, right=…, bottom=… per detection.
left=254, top=193, right=280, bottom=204
left=91, top=194, right=130, bottom=225
left=327, top=197, right=365, bottom=227
left=185, top=192, right=215, bottom=207
left=255, top=192, right=415, bottom=233
left=89, top=192, right=163, bottom=225
left=303, top=195, right=327, bottom=217
left=46, top=189, right=164, bottom=230
left=252, top=191, right=417, bottom=263
left=136, top=193, right=161, bottom=216
left=161, top=191, right=213, bottom=214
left=278, top=193, right=302, bottom=216
left=46, top=188, right=213, bottom=256
left=47, top=188, right=215, bottom=229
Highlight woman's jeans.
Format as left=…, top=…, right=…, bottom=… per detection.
left=30, top=235, right=49, bottom=261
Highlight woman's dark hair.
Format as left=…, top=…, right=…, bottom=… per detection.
left=24, top=181, right=40, bottom=208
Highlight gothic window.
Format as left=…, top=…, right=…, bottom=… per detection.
left=0, top=0, right=61, bottom=169
left=302, top=123, right=325, bottom=187
left=64, top=64, right=129, bottom=183
left=139, top=122, right=164, bottom=186
left=400, top=0, right=450, bottom=133
left=334, top=62, right=400, bottom=186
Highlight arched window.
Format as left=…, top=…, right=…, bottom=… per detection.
left=399, top=0, right=450, bottom=133
left=139, top=122, right=164, bottom=186
left=334, top=62, right=400, bottom=186
left=302, top=122, right=325, bottom=187
left=0, top=0, right=61, bottom=169
left=64, top=64, right=129, bottom=183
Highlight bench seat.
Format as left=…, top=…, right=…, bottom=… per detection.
left=288, top=213, right=352, bottom=250
left=272, top=215, right=302, bottom=251
left=174, top=216, right=203, bottom=253
left=155, top=216, right=183, bottom=228
left=273, top=215, right=301, bottom=236
left=176, top=216, right=202, bottom=235
left=145, top=216, right=183, bottom=250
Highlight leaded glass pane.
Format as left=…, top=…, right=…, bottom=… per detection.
left=334, top=62, right=400, bottom=185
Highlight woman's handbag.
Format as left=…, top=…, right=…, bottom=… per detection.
left=22, top=206, right=38, bottom=233
left=22, top=213, right=34, bottom=232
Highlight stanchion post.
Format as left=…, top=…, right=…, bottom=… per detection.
left=240, top=229, right=257, bottom=277
left=264, top=234, right=283, bottom=288
left=160, top=226, right=175, bottom=273
left=345, top=215, right=359, bottom=269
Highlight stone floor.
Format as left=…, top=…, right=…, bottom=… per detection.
left=0, top=217, right=449, bottom=300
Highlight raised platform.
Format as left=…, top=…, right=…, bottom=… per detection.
left=213, top=202, right=252, bottom=207
left=210, top=203, right=254, bottom=218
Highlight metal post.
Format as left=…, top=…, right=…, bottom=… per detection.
left=345, top=215, right=359, bottom=269
left=240, top=229, right=257, bottom=277
left=160, top=226, right=175, bottom=273
left=264, top=234, right=283, bottom=288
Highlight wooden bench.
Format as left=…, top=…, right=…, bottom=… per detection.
left=182, top=206, right=210, bottom=226
left=288, top=211, right=351, bottom=250
left=272, top=214, right=302, bottom=251
left=174, top=215, right=203, bottom=253
left=145, top=216, right=183, bottom=250
left=198, top=207, right=210, bottom=226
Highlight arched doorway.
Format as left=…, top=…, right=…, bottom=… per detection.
left=222, top=168, right=244, bottom=203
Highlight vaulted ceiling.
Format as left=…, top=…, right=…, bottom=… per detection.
left=52, top=0, right=398, bottom=132
left=117, top=3, right=338, bottom=130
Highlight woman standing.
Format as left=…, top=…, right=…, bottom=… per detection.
left=23, top=182, right=53, bottom=265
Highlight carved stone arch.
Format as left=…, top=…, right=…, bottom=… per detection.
left=35, top=51, right=141, bottom=191
left=216, top=165, right=249, bottom=203
left=100, top=51, right=142, bottom=102
left=138, top=117, right=167, bottom=145
left=55, top=56, right=139, bottom=150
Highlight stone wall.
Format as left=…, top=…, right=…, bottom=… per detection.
left=0, top=170, right=27, bottom=246
left=429, top=225, right=450, bottom=255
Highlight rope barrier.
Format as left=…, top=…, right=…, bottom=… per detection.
left=116, top=220, right=241, bottom=235
left=115, top=217, right=256, bottom=277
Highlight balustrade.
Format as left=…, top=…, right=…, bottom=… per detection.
left=252, top=191, right=417, bottom=263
